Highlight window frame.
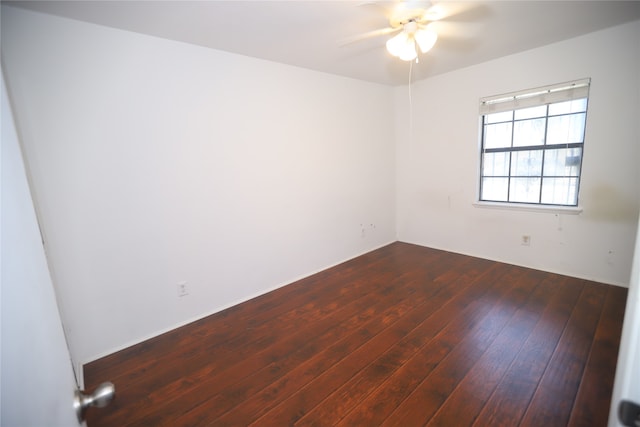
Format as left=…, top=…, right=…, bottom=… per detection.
left=475, top=79, right=590, bottom=212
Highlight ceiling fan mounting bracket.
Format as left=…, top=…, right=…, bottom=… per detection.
left=389, top=9, right=427, bottom=29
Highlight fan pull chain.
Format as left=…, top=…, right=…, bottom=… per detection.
left=409, top=59, right=414, bottom=143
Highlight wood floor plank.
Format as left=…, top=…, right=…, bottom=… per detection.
left=326, top=263, right=519, bottom=427
left=246, top=259, right=503, bottom=426
left=295, top=261, right=500, bottom=426
left=82, top=242, right=627, bottom=427
left=568, top=285, right=628, bottom=427
left=380, top=266, right=540, bottom=426
left=425, top=274, right=555, bottom=427
left=519, top=281, right=609, bottom=427
left=472, top=276, right=584, bottom=426
left=228, top=275, right=463, bottom=426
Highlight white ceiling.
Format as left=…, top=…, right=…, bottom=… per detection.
left=8, top=0, right=640, bottom=86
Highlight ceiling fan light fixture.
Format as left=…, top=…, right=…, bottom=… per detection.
left=386, top=20, right=436, bottom=61
left=398, top=38, right=418, bottom=61
left=386, top=32, right=418, bottom=61
left=386, top=31, right=409, bottom=58
left=414, top=26, right=438, bottom=53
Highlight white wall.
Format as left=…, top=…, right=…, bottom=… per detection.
left=396, top=20, right=640, bottom=287
left=1, top=6, right=396, bottom=367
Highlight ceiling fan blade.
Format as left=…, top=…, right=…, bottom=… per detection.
left=432, top=20, right=483, bottom=39
left=357, top=1, right=396, bottom=17
left=393, top=0, right=434, bottom=13
left=422, top=2, right=491, bottom=23
left=340, top=26, right=401, bottom=46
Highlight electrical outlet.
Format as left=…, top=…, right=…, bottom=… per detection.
left=177, top=281, right=189, bottom=297
left=521, top=235, right=531, bottom=246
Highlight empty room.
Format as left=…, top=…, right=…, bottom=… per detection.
left=2, top=1, right=640, bottom=426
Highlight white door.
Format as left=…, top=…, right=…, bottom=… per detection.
left=609, top=215, right=640, bottom=426
left=1, top=69, right=81, bottom=426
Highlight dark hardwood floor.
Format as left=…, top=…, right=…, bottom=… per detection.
left=84, top=242, right=627, bottom=426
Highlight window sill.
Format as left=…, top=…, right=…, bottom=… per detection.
left=472, top=201, right=583, bottom=215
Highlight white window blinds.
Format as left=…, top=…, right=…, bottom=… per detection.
left=479, top=78, right=591, bottom=115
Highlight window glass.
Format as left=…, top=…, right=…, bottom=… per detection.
left=484, top=122, right=513, bottom=149
left=482, top=152, right=510, bottom=176
left=514, top=105, right=547, bottom=120
left=485, top=110, right=513, bottom=124
left=511, top=150, right=543, bottom=176
left=548, top=98, right=587, bottom=115
left=481, top=177, right=508, bottom=201
left=513, top=118, right=546, bottom=147
left=543, top=148, right=582, bottom=177
left=509, top=178, right=541, bottom=203
left=541, top=177, right=579, bottom=205
left=546, top=113, right=586, bottom=145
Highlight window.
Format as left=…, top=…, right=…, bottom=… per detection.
left=478, top=79, right=590, bottom=207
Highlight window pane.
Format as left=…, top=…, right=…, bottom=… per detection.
left=509, top=178, right=541, bottom=203
left=485, top=110, right=513, bottom=124
left=513, top=118, right=546, bottom=147
left=548, top=98, right=587, bottom=115
left=481, top=177, right=508, bottom=201
left=510, top=150, right=542, bottom=176
left=543, top=147, right=582, bottom=177
left=541, top=177, right=579, bottom=205
left=546, top=113, right=586, bottom=145
left=484, top=122, right=512, bottom=149
left=514, top=105, right=547, bottom=120
left=482, top=152, right=509, bottom=176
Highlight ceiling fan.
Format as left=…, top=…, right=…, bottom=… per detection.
left=347, top=1, right=477, bottom=62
